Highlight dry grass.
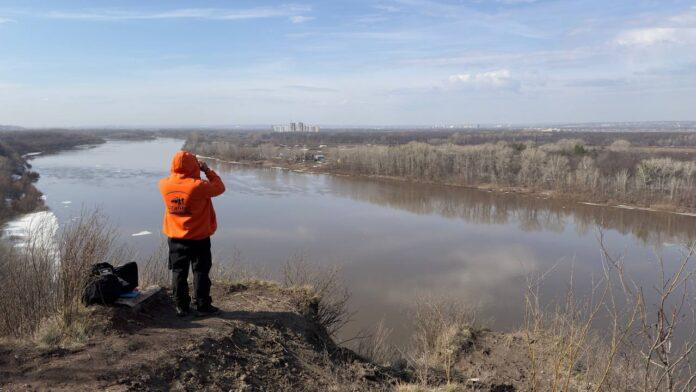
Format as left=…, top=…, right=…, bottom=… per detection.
left=350, top=296, right=481, bottom=389
left=58, top=211, right=131, bottom=330
left=0, top=225, right=55, bottom=338
left=395, top=382, right=470, bottom=392
left=519, top=232, right=696, bottom=392
left=139, top=245, right=351, bottom=339
left=281, top=253, right=352, bottom=337
left=359, top=235, right=696, bottom=392
left=211, top=246, right=271, bottom=283
left=352, top=319, right=399, bottom=366
left=0, top=210, right=129, bottom=346
left=141, top=241, right=271, bottom=287
left=407, top=297, right=479, bottom=386
left=140, top=239, right=169, bottom=287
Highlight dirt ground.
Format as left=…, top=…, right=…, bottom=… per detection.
left=0, top=281, right=574, bottom=392
left=0, top=282, right=395, bottom=391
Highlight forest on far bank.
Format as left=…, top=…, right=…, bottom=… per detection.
left=185, top=129, right=696, bottom=211
left=0, top=131, right=110, bottom=223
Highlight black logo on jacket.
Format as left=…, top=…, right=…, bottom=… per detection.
left=166, top=192, right=190, bottom=215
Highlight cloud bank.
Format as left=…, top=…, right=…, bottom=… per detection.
left=45, top=5, right=312, bottom=22
left=448, top=69, right=518, bottom=90
left=615, top=27, right=696, bottom=47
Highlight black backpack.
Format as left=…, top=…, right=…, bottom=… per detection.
left=113, top=262, right=138, bottom=292
left=81, top=262, right=139, bottom=306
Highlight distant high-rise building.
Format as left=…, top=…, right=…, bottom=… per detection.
left=272, top=122, right=320, bottom=133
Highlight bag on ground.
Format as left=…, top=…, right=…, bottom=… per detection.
left=82, top=262, right=139, bottom=306
left=114, top=262, right=138, bottom=291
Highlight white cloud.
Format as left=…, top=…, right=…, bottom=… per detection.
left=373, top=4, right=401, bottom=13
left=284, top=85, right=338, bottom=92
left=615, top=8, right=696, bottom=48
left=290, top=15, right=314, bottom=24
left=0, top=17, right=14, bottom=24
left=404, top=47, right=597, bottom=68
left=669, top=7, right=696, bottom=24
left=448, top=69, right=517, bottom=89
left=615, top=27, right=696, bottom=47
left=45, top=6, right=311, bottom=22
left=497, top=0, right=539, bottom=4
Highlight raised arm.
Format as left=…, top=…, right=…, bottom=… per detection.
left=198, top=161, right=226, bottom=197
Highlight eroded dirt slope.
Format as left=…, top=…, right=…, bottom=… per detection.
left=0, top=282, right=393, bottom=391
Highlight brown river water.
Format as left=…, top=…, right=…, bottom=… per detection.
left=25, top=138, right=696, bottom=341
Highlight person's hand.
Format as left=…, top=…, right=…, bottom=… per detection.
left=198, top=160, right=210, bottom=173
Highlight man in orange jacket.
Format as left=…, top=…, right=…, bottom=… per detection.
left=159, top=150, right=225, bottom=317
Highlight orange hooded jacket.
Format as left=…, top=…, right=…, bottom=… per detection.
left=159, top=151, right=226, bottom=240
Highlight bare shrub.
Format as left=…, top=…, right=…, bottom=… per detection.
left=0, top=214, right=59, bottom=337
left=211, top=246, right=269, bottom=283
left=539, top=138, right=586, bottom=154
left=395, top=383, right=469, bottom=392
left=58, top=210, right=130, bottom=328
left=0, top=210, right=126, bottom=344
left=599, top=238, right=696, bottom=391
left=523, top=264, right=615, bottom=391
left=521, top=233, right=696, bottom=391
left=609, top=139, right=632, bottom=150
left=407, top=296, right=478, bottom=386
left=352, top=319, right=399, bottom=366
left=141, top=239, right=169, bottom=287
left=281, top=253, right=352, bottom=337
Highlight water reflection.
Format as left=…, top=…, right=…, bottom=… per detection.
left=27, top=141, right=696, bottom=343
left=209, top=162, right=695, bottom=339
left=212, top=161, right=696, bottom=247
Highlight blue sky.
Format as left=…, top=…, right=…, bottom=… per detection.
left=1, top=0, right=695, bottom=127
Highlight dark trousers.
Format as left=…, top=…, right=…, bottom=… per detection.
left=168, top=237, right=212, bottom=309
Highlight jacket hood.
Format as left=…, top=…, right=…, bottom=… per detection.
left=170, top=150, right=200, bottom=179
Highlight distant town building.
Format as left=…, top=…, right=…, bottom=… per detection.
left=272, top=122, right=320, bottom=133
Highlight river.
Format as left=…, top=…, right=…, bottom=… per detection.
left=19, top=138, right=696, bottom=341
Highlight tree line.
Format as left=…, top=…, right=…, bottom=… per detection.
left=0, top=141, right=43, bottom=222
left=185, top=133, right=696, bottom=210
left=0, top=131, right=105, bottom=223
left=185, top=128, right=696, bottom=148
left=327, top=141, right=696, bottom=209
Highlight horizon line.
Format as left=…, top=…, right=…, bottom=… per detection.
left=4, top=120, right=696, bottom=131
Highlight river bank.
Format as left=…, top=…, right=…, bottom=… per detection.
left=0, top=281, right=395, bottom=391
left=3, top=274, right=688, bottom=391
left=0, top=132, right=101, bottom=226
left=0, top=130, right=164, bottom=237
left=197, top=154, right=696, bottom=219
left=185, top=130, right=696, bottom=219
left=0, top=280, right=577, bottom=392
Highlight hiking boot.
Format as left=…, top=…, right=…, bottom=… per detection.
left=175, top=305, right=191, bottom=317
left=194, top=304, right=220, bottom=316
